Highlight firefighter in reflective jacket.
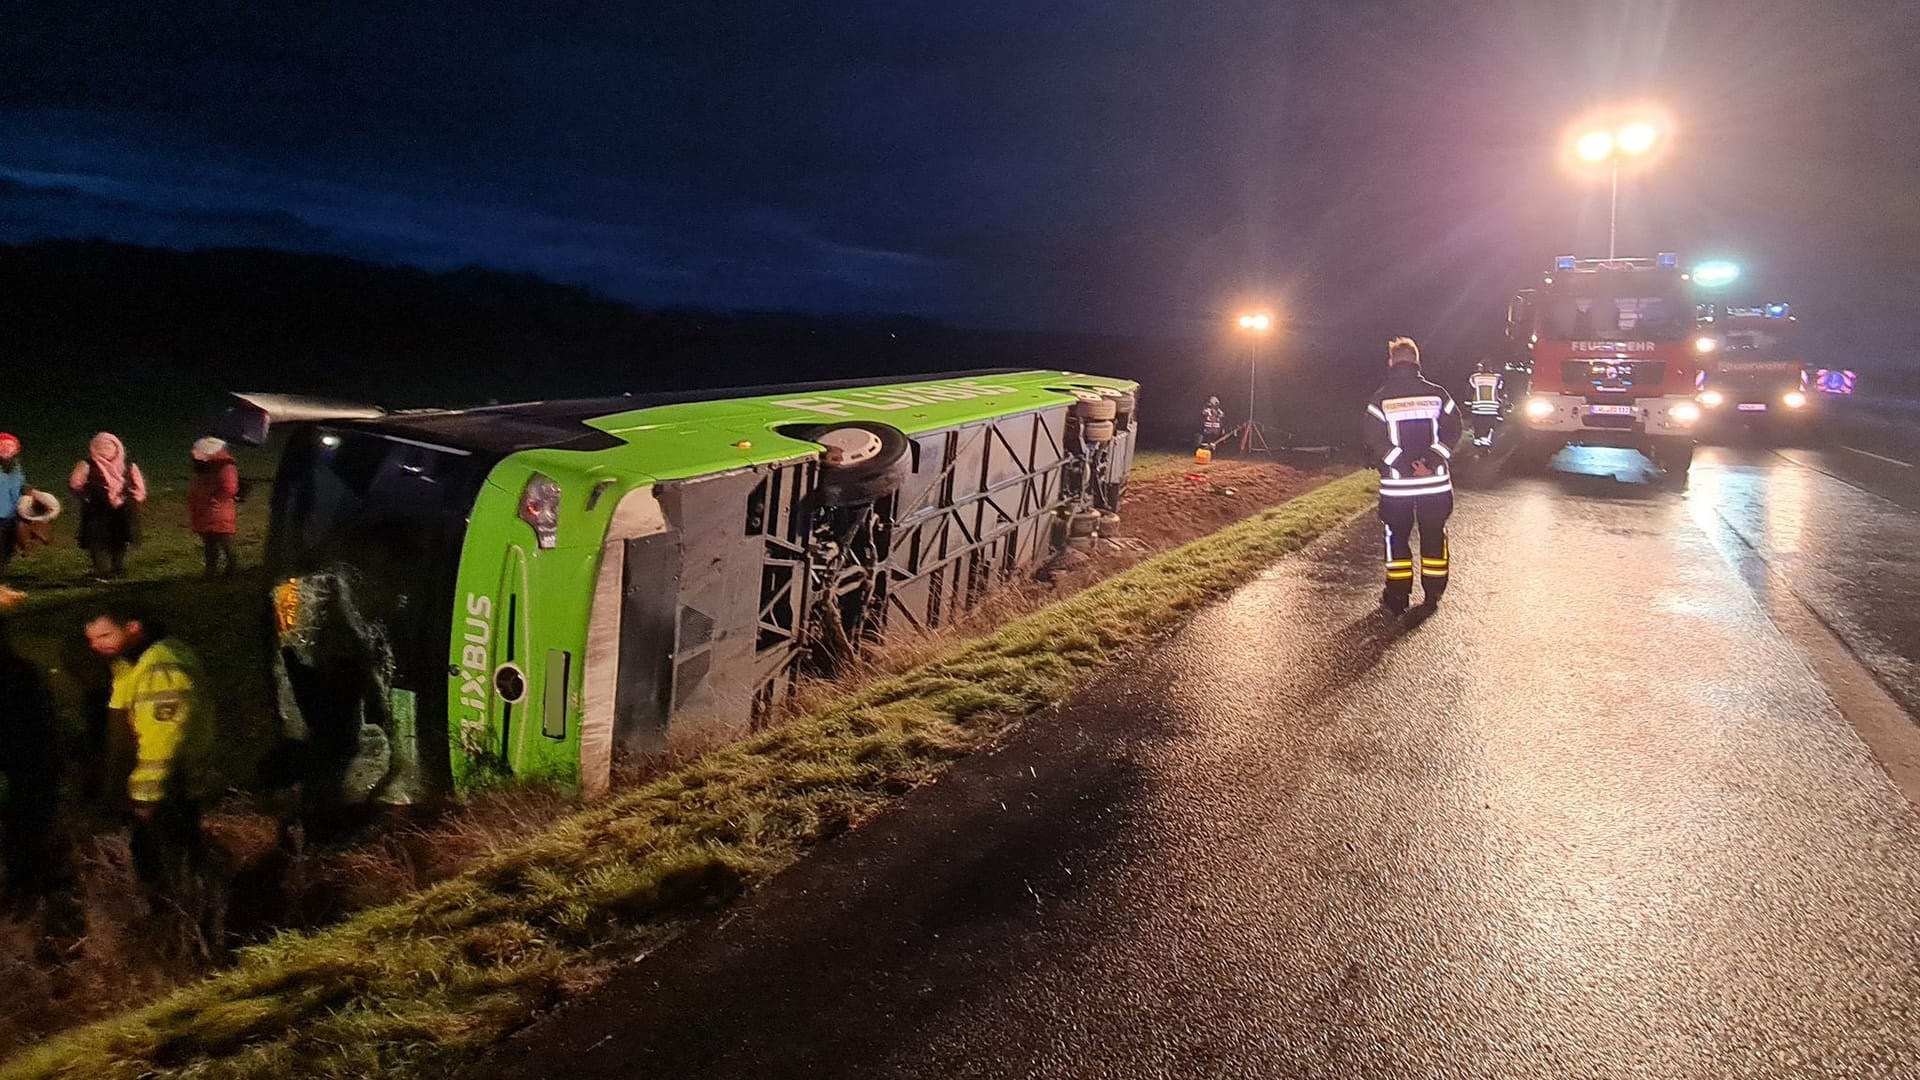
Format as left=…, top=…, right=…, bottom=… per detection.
left=1199, top=396, right=1226, bottom=447
left=1362, top=337, right=1462, bottom=613
left=1466, top=361, right=1502, bottom=448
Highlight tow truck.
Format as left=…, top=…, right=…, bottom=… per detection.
left=1503, top=253, right=1704, bottom=480
left=1693, top=301, right=1812, bottom=435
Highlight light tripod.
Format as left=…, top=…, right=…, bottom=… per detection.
left=1230, top=331, right=1271, bottom=453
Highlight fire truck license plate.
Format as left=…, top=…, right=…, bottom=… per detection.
left=1737, top=403, right=1767, bottom=412
left=1586, top=404, right=1637, bottom=416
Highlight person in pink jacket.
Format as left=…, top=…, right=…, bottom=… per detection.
left=69, top=432, right=147, bottom=581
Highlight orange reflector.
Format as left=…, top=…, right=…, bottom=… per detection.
left=273, top=579, right=301, bottom=639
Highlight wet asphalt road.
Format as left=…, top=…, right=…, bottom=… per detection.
left=500, top=417, right=1920, bottom=1080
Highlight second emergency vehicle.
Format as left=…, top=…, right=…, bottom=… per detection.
left=1694, top=301, right=1813, bottom=435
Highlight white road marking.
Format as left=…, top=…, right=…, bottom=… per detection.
left=1842, top=445, right=1915, bottom=468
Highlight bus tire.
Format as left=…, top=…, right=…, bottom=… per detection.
left=1071, top=397, right=1118, bottom=423
left=794, top=422, right=911, bottom=507
left=1079, top=419, right=1116, bottom=444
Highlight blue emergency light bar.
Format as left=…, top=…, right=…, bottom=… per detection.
left=1766, top=302, right=1789, bottom=318
left=1656, top=251, right=1679, bottom=267
left=1555, top=255, right=1577, bottom=270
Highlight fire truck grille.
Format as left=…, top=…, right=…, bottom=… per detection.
left=1562, top=360, right=1667, bottom=393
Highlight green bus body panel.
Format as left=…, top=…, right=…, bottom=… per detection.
left=445, top=370, right=1136, bottom=794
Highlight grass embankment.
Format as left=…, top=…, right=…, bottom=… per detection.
left=6, top=470, right=1376, bottom=1080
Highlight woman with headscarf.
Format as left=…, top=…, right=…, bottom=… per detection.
left=69, top=432, right=148, bottom=580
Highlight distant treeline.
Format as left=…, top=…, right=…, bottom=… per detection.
left=0, top=240, right=1444, bottom=446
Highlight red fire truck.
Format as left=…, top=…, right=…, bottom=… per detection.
left=1694, top=301, right=1812, bottom=434
left=1503, top=253, right=1704, bottom=479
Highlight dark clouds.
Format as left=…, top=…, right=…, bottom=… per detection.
left=0, top=0, right=1915, bottom=355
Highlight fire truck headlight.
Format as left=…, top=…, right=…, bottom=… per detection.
left=1671, top=402, right=1702, bottom=425
left=1698, top=390, right=1725, bottom=408
left=1524, top=396, right=1556, bottom=420
left=1695, top=336, right=1718, bottom=353
left=1783, top=391, right=1808, bottom=409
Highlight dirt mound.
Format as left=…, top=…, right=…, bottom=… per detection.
left=1117, top=459, right=1336, bottom=549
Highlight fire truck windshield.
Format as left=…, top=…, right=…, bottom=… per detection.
left=1540, top=287, right=1691, bottom=342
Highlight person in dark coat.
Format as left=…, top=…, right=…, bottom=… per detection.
left=69, top=432, right=147, bottom=581
left=0, top=602, right=84, bottom=945
left=1361, top=337, right=1463, bottom=614
left=187, top=437, right=241, bottom=577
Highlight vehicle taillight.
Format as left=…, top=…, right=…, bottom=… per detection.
left=518, top=473, right=562, bottom=549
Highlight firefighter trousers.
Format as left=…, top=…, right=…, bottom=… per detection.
left=1379, top=490, right=1453, bottom=605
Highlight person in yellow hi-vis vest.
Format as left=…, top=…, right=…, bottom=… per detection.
left=84, top=607, right=216, bottom=905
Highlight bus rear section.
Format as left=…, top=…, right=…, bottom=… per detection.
left=1505, top=254, right=1704, bottom=479
left=1695, top=302, right=1813, bottom=437
left=542, top=376, right=1139, bottom=798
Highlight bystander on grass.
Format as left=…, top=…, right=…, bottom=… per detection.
left=3, top=470, right=1375, bottom=1080
left=0, top=407, right=280, bottom=792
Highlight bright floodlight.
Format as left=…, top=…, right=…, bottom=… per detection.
left=1575, top=130, right=1614, bottom=162
left=1692, top=261, right=1741, bottom=288
left=1695, top=335, right=1719, bottom=353
left=1238, top=313, right=1273, bottom=332
left=1617, top=122, right=1658, bottom=155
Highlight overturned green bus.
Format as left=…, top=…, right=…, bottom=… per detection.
left=237, top=370, right=1139, bottom=802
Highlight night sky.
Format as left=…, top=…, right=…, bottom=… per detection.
left=3, top=1, right=1916, bottom=359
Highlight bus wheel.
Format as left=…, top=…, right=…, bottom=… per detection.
left=1078, top=419, right=1116, bottom=444
left=1070, top=395, right=1118, bottom=423
left=794, top=422, right=911, bottom=507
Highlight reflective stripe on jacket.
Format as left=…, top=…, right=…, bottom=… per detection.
left=109, top=638, right=214, bottom=803
left=1363, top=365, right=1463, bottom=498
left=1468, top=372, right=1502, bottom=414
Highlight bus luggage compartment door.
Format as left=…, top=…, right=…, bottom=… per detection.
left=614, top=529, right=680, bottom=752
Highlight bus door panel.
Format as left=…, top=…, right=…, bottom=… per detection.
left=615, top=528, right=680, bottom=753
left=653, top=470, right=766, bottom=745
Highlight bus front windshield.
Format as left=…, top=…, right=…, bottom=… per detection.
left=267, top=427, right=493, bottom=793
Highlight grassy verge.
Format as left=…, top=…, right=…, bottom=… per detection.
left=5, top=470, right=1376, bottom=1080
